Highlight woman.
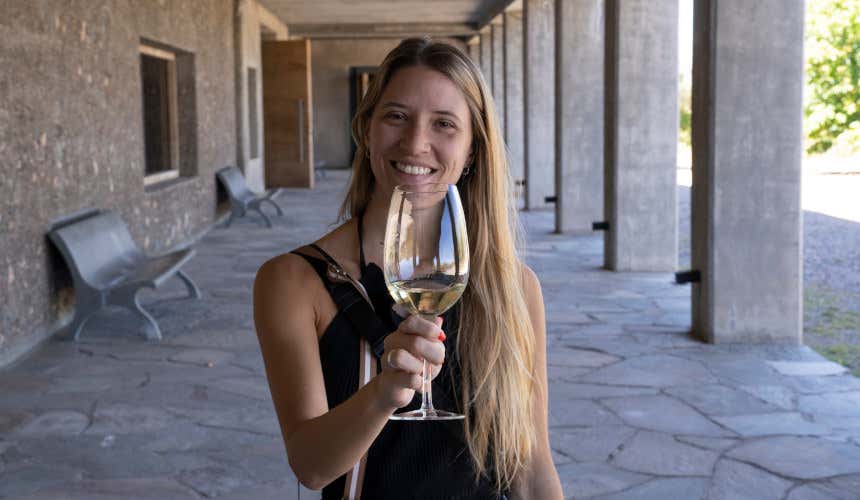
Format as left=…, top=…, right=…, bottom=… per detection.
left=253, top=38, right=562, bottom=499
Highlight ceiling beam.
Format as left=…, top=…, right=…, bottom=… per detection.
left=288, top=22, right=480, bottom=39
left=474, top=0, right=517, bottom=29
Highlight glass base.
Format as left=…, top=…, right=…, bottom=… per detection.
left=389, top=409, right=465, bottom=421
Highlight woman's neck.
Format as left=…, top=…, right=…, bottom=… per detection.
left=360, top=191, right=389, bottom=266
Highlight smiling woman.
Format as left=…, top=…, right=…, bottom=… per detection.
left=253, top=37, right=562, bottom=500
left=367, top=65, right=473, bottom=189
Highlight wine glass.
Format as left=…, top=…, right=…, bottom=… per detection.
left=383, top=183, right=469, bottom=421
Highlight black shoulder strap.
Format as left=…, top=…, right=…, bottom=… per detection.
left=289, top=250, right=331, bottom=287
left=298, top=244, right=390, bottom=359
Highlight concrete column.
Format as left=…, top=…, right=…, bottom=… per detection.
left=555, top=0, right=604, bottom=233
left=691, top=0, right=804, bottom=344
left=236, top=0, right=263, bottom=191
left=524, top=0, right=555, bottom=210
left=491, top=17, right=505, bottom=137
left=604, top=0, right=678, bottom=270
left=235, top=0, right=288, bottom=192
left=467, top=37, right=480, bottom=65
left=504, top=9, right=525, bottom=208
left=480, top=27, right=492, bottom=87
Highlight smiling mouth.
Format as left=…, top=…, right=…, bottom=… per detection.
left=390, top=160, right=435, bottom=176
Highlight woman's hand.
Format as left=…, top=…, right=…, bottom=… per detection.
left=374, top=315, right=446, bottom=411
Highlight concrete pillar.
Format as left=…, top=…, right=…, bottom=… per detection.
left=235, top=1, right=288, bottom=192
left=504, top=9, right=525, bottom=208
left=524, top=0, right=555, bottom=210
left=467, top=37, right=480, bottom=65
left=555, top=0, right=604, bottom=233
left=480, top=27, right=492, bottom=87
left=604, top=0, right=678, bottom=270
left=491, top=17, right=505, bottom=137
left=691, top=0, right=804, bottom=344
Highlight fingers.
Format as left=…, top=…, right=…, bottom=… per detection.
left=385, top=336, right=444, bottom=367
left=385, top=347, right=443, bottom=377
left=375, top=370, right=423, bottom=410
left=399, top=315, right=445, bottom=342
left=383, top=315, right=446, bottom=368
left=382, top=349, right=442, bottom=380
left=385, top=348, right=423, bottom=374
left=388, top=370, right=423, bottom=392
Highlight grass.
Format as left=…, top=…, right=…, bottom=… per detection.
left=819, top=344, right=860, bottom=377
left=804, top=283, right=860, bottom=376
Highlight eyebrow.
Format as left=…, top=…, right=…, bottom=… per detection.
left=381, top=101, right=463, bottom=121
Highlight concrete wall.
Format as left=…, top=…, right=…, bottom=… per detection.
left=310, top=38, right=401, bottom=169
left=236, top=0, right=288, bottom=192
left=310, top=37, right=467, bottom=170
left=0, top=0, right=238, bottom=365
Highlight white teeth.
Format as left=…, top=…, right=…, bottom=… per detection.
left=394, top=162, right=432, bottom=175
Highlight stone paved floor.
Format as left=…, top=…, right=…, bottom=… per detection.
left=2, top=170, right=860, bottom=499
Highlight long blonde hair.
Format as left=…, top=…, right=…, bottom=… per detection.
left=339, top=37, right=537, bottom=492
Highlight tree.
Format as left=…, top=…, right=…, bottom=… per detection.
left=805, top=0, right=860, bottom=154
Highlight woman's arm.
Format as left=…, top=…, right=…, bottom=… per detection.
left=254, top=254, right=389, bottom=489
left=253, top=254, right=444, bottom=490
left=511, top=265, right=564, bottom=499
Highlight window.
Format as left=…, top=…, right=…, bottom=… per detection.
left=139, top=41, right=197, bottom=187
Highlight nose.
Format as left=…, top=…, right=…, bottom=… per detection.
left=399, top=122, right=431, bottom=155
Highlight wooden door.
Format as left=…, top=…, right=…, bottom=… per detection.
left=262, top=39, right=314, bottom=188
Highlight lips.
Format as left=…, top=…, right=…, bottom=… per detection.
left=390, top=160, right=435, bottom=176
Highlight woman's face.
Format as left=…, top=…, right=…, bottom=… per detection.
left=366, top=65, right=473, bottom=200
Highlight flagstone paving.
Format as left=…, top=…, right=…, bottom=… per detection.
left=1, top=170, right=859, bottom=499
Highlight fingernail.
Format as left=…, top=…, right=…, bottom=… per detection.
left=438, top=332, right=446, bottom=342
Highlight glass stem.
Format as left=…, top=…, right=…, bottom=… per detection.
left=420, top=358, right=434, bottom=413
left=419, top=313, right=436, bottom=414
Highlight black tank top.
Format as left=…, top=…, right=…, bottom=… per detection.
left=291, top=220, right=506, bottom=500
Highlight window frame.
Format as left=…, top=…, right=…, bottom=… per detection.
left=140, top=44, right=181, bottom=186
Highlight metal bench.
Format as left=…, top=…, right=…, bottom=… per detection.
left=48, top=209, right=201, bottom=341
left=216, top=166, right=283, bottom=228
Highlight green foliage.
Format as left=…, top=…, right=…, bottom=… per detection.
left=804, top=284, right=860, bottom=337
left=678, top=73, right=692, bottom=147
left=805, top=0, right=860, bottom=154
left=804, top=284, right=860, bottom=375
left=819, top=344, right=860, bottom=377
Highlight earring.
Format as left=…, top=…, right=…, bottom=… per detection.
left=365, top=149, right=370, bottom=159
left=462, top=165, right=472, bottom=176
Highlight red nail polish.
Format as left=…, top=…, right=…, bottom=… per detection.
left=438, top=332, right=446, bottom=342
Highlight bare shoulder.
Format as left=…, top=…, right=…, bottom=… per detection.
left=254, top=218, right=355, bottom=297
left=252, top=249, right=329, bottom=343
left=518, top=262, right=547, bottom=344
left=519, top=263, right=544, bottom=301
left=255, top=251, right=320, bottom=299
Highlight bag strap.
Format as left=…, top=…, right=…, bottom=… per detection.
left=307, top=244, right=389, bottom=359
left=305, top=244, right=379, bottom=500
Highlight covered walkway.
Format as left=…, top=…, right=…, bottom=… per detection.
left=2, top=172, right=859, bottom=499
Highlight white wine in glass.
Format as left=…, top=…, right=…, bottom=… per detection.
left=384, top=183, right=469, bottom=421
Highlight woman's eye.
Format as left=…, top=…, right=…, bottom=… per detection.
left=385, top=112, right=406, bottom=121
left=437, top=120, right=456, bottom=129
